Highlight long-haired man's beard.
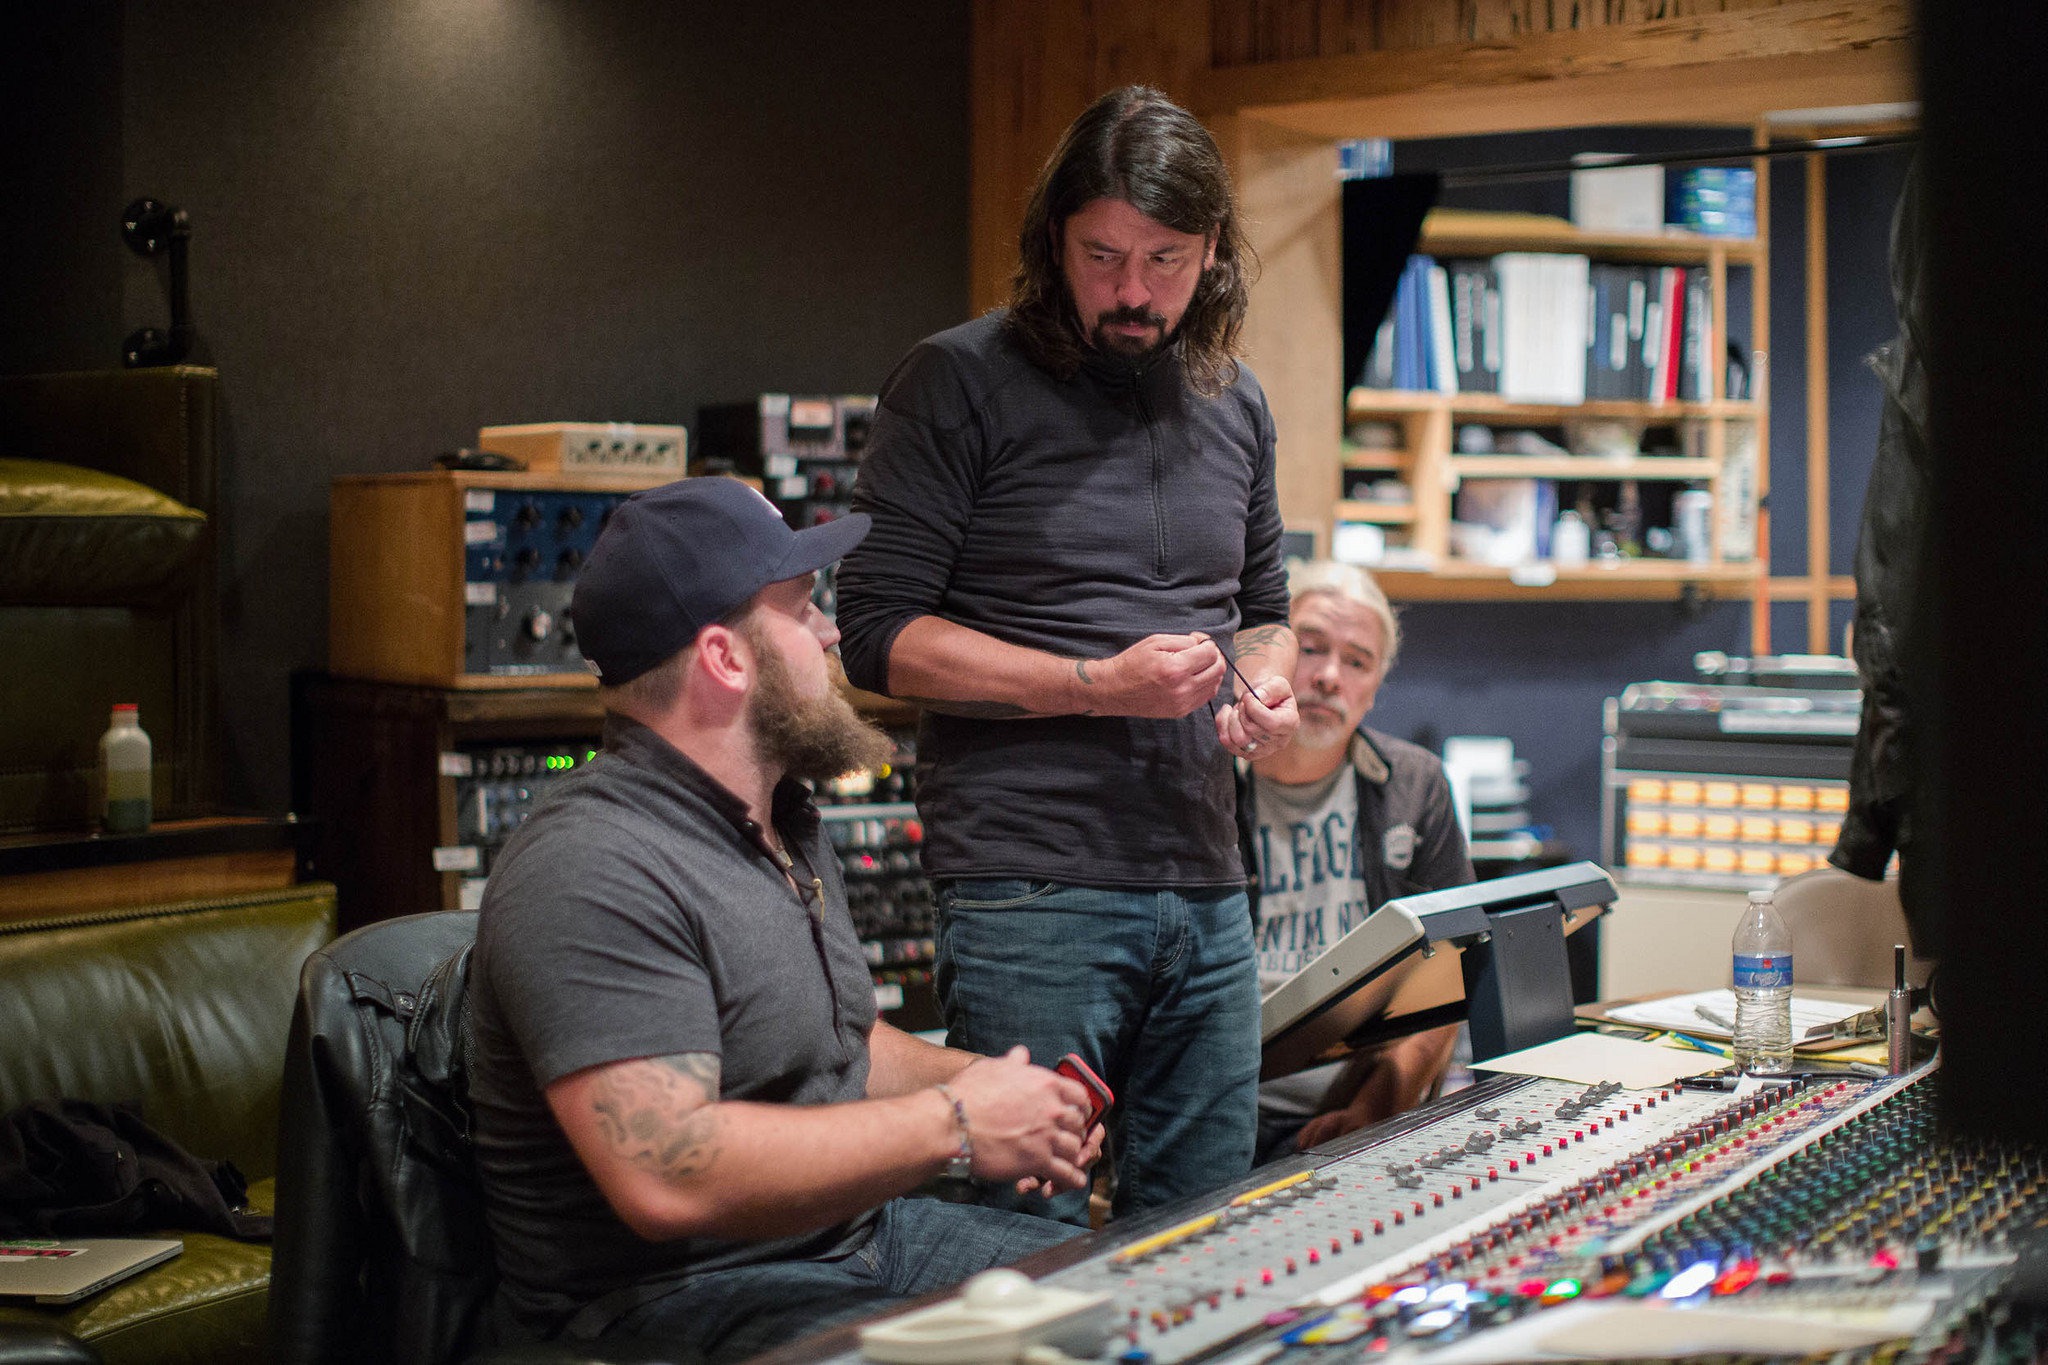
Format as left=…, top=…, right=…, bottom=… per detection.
left=745, top=630, right=895, bottom=783
left=1090, top=304, right=1170, bottom=360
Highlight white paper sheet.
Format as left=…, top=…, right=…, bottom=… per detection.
left=1419, top=1297, right=1934, bottom=1364
left=1468, top=1033, right=1726, bottom=1089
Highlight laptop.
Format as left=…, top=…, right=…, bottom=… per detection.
left=0, top=1238, right=182, bottom=1305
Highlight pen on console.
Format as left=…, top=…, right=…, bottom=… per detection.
left=1694, top=1003, right=1737, bottom=1032
left=1664, top=1031, right=1731, bottom=1057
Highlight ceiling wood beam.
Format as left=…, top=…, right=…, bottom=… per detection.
left=1191, top=0, right=1915, bottom=140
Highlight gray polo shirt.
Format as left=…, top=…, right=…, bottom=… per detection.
left=468, top=714, right=879, bottom=1341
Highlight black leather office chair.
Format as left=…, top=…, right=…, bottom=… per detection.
left=269, top=912, right=495, bottom=1365
left=269, top=914, right=685, bottom=1365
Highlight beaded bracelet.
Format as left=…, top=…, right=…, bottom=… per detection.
left=933, top=1082, right=974, bottom=1179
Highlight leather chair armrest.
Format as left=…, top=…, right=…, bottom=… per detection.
left=0, top=1326, right=102, bottom=1365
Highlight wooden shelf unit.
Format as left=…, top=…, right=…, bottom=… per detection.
left=1329, top=210, right=1766, bottom=599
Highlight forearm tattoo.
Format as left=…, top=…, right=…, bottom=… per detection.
left=1233, top=623, right=1290, bottom=677
left=591, top=1052, right=723, bottom=1181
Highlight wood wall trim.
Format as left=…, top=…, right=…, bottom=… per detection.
left=1190, top=0, right=1914, bottom=139
left=969, top=0, right=1213, bottom=314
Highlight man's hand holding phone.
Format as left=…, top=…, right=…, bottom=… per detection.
left=1055, top=1053, right=1113, bottom=1130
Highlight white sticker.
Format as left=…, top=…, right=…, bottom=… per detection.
left=458, top=877, right=488, bottom=911
left=775, top=476, right=807, bottom=499
left=790, top=398, right=836, bottom=429
left=463, top=519, right=499, bottom=545
left=765, top=454, right=798, bottom=478
left=872, top=982, right=904, bottom=1012
left=432, top=846, right=481, bottom=872
left=464, top=582, right=496, bottom=607
left=438, top=751, right=473, bottom=777
left=464, top=490, right=496, bottom=513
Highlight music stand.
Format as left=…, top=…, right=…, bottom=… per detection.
left=1260, top=862, right=1619, bottom=1074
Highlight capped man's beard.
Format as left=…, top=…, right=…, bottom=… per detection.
left=745, top=629, right=895, bottom=784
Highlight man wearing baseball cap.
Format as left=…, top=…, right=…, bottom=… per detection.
left=465, top=478, right=1099, bottom=1361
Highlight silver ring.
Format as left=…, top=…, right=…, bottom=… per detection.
left=1245, top=740, right=1259, bottom=753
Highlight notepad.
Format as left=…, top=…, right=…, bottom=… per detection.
left=1604, top=989, right=1868, bottom=1041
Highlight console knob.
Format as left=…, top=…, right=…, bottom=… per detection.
left=523, top=608, right=554, bottom=641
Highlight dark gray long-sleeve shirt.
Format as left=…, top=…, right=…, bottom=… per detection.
left=836, top=311, right=1290, bottom=888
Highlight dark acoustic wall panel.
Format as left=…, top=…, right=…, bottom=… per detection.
left=82, top=1, right=970, bottom=811
left=0, top=1, right=125, bottom=376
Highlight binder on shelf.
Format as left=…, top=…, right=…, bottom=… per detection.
left=1683, top=272, right=1713, bottom=402
left=1427, top=263, right=1457, bottom=396
left=1449, top=259, right=1501, bottom=395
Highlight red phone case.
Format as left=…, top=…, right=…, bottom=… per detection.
left=1056, top=1053, right=1113, bottom=1128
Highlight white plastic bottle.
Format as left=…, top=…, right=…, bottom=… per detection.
left=1730, top=887, right=1793, bottom=1073
left=99, top=703, right=153, bottom=835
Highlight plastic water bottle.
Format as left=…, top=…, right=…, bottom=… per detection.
left=1730, top=888, right=1793, bottom=1073
left=98, top=703, right=153, bottom=835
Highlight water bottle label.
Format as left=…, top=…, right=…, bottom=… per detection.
left=1733, top=953, right=1792, bottom=989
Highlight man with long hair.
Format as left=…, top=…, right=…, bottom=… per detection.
left=836, top=86, right=1299, bottom=1224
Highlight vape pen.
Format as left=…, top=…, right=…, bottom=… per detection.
left=1887, top=944, right=1913, bottom=1073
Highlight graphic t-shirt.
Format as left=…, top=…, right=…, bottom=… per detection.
left=1253, top=764, right=1370, bottom=991
left=1253, top=766, right=1368, bottom=1120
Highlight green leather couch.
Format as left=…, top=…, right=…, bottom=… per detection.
left=0, top=884, right=336, bottom=1364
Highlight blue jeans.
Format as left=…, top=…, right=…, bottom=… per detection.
left=934, top=881, right=1261, bottom=1225
left=602, top=1198, right=1078, bottom=1363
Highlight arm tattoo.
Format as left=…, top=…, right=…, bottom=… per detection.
left=1075, top=658, right=1094, bottom=685
left=590, top=1052, right=724, bottom=1182
left=1233, top=623, right=1290, bottom=673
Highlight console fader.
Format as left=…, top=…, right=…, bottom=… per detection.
left=812, top=1062, right=2048, bottom=1365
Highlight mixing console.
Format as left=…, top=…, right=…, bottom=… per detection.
left=811, top=1062, right=2048, bottom=1365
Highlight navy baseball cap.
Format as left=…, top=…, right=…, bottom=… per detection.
left=570, top=477, right=870, bottom=685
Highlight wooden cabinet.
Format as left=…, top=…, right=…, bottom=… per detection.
left=292, top=673, right=605, bottom=929
left=1326, top=210, right=1767, bottom=600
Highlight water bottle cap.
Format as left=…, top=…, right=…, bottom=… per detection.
left=1746, top=888, right=1773, bottom=903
